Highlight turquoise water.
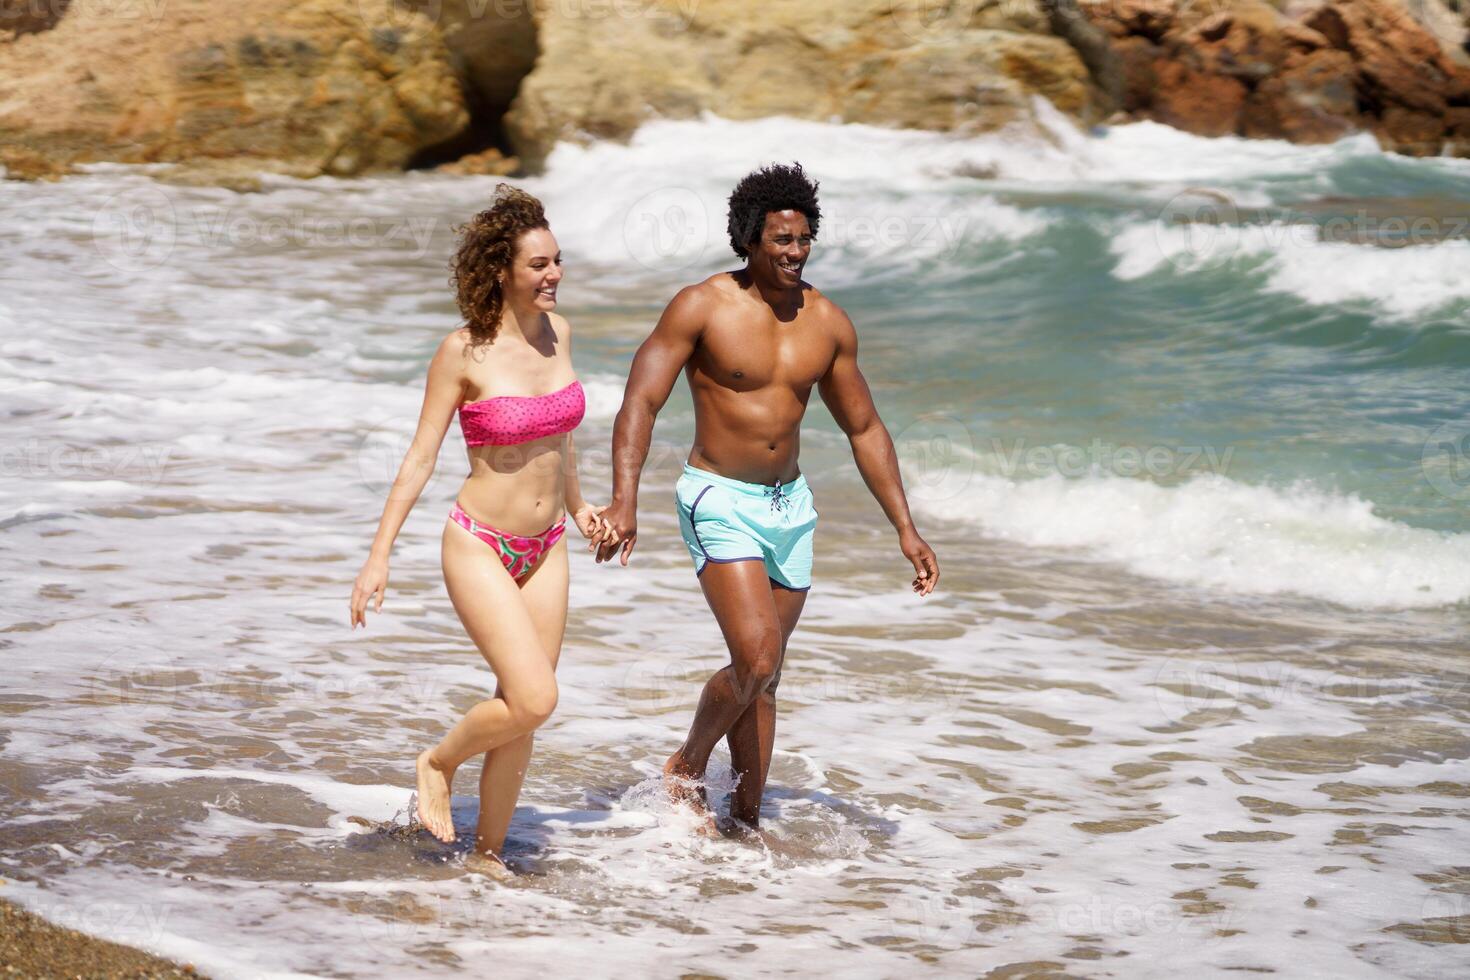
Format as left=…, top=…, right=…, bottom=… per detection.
left=523, top=116, right=1470, bottom=607
left=819, top=199, right=1470, bottom=531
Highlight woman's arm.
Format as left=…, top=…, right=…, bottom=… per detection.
left=565, top=429, right=611, bottom=541
left=565, top=430, right=587, bottom=514
left=351, top=332, right=464, bottom=628
left=558, top=316, right=608, bottom=541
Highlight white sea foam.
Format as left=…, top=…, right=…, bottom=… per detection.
left=577, top=372, right=625, bottom=421
left=524, top=112, right=1058, bottom=283
left=515, top=111, right=1470, bottom=315
left=3, top=113, right=1467, bottom=980
left=907, top=458, right=1470, bottom=610
left=1111, top=219, right=1470, bottom=319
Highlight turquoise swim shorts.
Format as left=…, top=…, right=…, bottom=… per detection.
left=674, top=462, right=818, bottom=591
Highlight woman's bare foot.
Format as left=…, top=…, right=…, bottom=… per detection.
left=663, top=752, right=718, bottom=837
left=465, top=850, right=514, bottom=881
left=415, top=749, right=456, bottom=843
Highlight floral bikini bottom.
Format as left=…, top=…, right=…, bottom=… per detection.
left=449, top=500, right=566, bottom=579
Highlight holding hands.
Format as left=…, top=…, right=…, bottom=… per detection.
left=591, top=497, right=637, bottom=565
left=572, top=501, right=611, bottom=542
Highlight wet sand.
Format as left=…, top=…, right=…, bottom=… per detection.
left=0, top=896, right=205, bottom=978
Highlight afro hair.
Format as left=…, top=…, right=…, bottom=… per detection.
left=726, top=162, right=821, bottom=259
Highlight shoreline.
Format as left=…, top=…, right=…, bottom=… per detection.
left=0, top=896, right=206, bottom=979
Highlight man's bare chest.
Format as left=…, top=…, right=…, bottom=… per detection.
left=694, top=319, right=834, bottom=391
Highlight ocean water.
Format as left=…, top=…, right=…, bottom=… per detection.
left=2, top=107, right=1469, bottom=977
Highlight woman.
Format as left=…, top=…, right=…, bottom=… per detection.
left=348, top=185, right=610, bottom=869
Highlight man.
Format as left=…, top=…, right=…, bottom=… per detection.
left=594, top=162, right=939, bottom=832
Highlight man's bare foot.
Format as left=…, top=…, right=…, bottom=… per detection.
left=415, top=749, right=456, bottom=843
left=663, top=752, right=718, bottom=837
left=465, top=850, right=514, bottom=881
left=720, top=816, right=761, bottom=842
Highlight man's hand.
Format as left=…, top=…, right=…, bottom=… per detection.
left=595, top=497, right=638, bottom=565
left=900, top=528, right=939, bottom=596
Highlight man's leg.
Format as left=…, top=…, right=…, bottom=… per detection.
left=724, top=581, right=806, bottom=827
left=664, top=560, right=783, bottom=817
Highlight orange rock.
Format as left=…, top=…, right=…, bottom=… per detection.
left=1375, top=104, right=1449, bottom=154
left=1112, top=35, right=1166, bottom=109
left=1178, top=0, right=1325, bottom=82
left=1306, top=0, right=1470, bottom=114
left=1151, top=57, right=1250, bottom=135
left=434, top=147, right=519, bottom=176
left=1084, top=0, right=1468, bottom=155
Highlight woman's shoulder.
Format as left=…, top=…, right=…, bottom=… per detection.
left=436, top=327, right=480, bottom=365
left=430, top=328, right=476, bottom=377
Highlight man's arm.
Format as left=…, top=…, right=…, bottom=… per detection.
left=817, top=308, right=939, bottom=595
left=596, top=285, right=707, bottom=564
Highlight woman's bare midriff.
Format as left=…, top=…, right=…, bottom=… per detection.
left=455, top=433, right=569, bottom=535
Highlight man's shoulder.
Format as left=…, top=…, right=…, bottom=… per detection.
left=799, top=285, right=854, bottom=333
left=664, top=274, right=740, bottom=320
left=685, top=272, right=741, bottom=303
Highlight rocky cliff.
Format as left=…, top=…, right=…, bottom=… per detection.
left=1, top=0, right=1467, bottom=183
left=0, top=0, right=469, bottom=180
left=1082, top=0, right=1470, bottom=154
left=504, top=0, right=1107, bottom=169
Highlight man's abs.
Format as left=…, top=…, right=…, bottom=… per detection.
left=687, top=384, right=809, bottom=485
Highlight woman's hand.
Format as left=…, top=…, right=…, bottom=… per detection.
left=350, top=556, right=389, bottom=629
left=573, top=502, right=613, bottom=543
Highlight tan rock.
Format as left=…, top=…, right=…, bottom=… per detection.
left=506, top=0, right=1104, bottom=169
left=438, top=0, right=536, bottom=115
left=434, top=146, right=519, bottom=176
left=0, top=0, right=469, bottom=180
left=1082, top=0, right=1179, bottom=40
left=989, top=31, right=1101, bottom=115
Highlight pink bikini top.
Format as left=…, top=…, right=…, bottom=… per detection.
left=458, top=379, right=585, bottom=447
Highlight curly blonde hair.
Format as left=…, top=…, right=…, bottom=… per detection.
left=450, top=184, right=549, bottom=347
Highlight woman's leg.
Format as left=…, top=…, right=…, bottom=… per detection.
left=474, top=538, right=569, bottom=857
left=416, top=521, right=560, bottom=843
